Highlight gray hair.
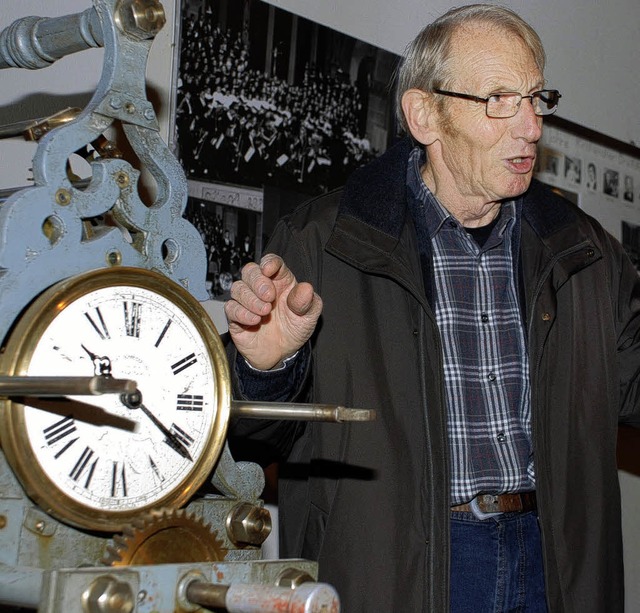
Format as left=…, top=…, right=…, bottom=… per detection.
left=394, top=4, right=546, bottom=132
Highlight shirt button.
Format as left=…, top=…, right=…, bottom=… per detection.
left=488, top=372, right=497, bottom=382
left=481, top=312, right=489, bottom=323
left=496, top=432, right=506, bottom=443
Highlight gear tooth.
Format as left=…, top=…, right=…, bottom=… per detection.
left=101, top=508, right=228, bottom=565
left=118, top=527, right=135, bottom=539
left=131, top=516, right=148, bottom=530
left=102, top=548, right=122, bottom=566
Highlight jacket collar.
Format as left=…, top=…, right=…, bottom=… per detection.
left=329, top=136, right=587, bottom=256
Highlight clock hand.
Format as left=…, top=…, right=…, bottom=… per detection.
left=81, top=343, right=112, bottom=377
left=121, top=391, right=193, bottom=462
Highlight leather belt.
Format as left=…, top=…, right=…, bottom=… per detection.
left=451, top=492, right=537, bottom=517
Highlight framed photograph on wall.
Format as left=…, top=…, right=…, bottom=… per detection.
left=185, top=179, right=263, bottom=300
left=172, top=0, right=401, bottom=243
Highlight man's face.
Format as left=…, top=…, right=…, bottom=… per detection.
left=430, top=24, right=544, bottom=205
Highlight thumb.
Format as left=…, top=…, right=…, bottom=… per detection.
left=287, top=282, right=322, bottom=318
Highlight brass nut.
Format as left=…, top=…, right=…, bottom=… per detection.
left=226, top=502, right=272, bottom=547
left=115, top=0, right=166, bottom=39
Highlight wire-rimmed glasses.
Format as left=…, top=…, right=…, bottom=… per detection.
left=433, top=88, right=561, bottom=118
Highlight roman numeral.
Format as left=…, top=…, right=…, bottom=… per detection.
left=155, top=319, right=172, bottom=347
left=176, top=394, right=204, bottom=411
left=43, top=415, right=79, bottom=459
left=171, top=353, right=197, bottom=375
left=69, top=446, right=98, bottom=489
left=84, top=307, right=110, bottom=339
left=123, top=301, right=142, bottom=338
left=169, top=423, right=195, bottom=448
left=111, top=462, right=127, bottom=497
left=44, top=415, right=76, bottom=445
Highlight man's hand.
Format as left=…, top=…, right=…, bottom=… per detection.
left=224, top=254, right=323, bottom=370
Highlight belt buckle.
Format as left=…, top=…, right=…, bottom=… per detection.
left=470, top=495, right=503, bottom=520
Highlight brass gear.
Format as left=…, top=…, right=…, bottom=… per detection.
left=102, top=508, right=227, bottom=566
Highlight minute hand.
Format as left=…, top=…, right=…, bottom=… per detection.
left=121, top=392, right=193, bottom=461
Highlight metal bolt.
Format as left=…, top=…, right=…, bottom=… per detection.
left=226, top=502, right=272, bottom=547
left=143, top=107, right=155, bottom=121
left=115, top=172, right=130, bottom=189
left=109, top=97, right=123, bottom=110
left=106, top=250, right=122, bottom=267
left=277, top=568, right=314, bottom=589
left=81, top=575, right=135, bottom=613
left=55, top=188, right=72, bottom=206
left=124, top=102, right=136, bottom=115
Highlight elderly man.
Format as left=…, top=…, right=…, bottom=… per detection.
left=225, top=4, right=640, bottom=611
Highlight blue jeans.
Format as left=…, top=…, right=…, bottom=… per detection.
left=450, top=511, right=547, bottom=613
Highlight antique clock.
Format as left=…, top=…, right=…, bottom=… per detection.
left=0, top=267, right=230, bottom=532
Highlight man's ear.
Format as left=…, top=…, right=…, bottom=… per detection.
left=401, top=89, right=439, bottom=145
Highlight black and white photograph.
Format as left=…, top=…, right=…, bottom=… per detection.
left=604, top=168, right=620, bottom=198
left=624, top=175, right=635, bottom=203
left=183, top=195, right=261, bottom=299
left=585, top=162, right=598, bottom=191
left=563, top=155, right=581, bottom=184
left=174, top=0, right=401, bottom=235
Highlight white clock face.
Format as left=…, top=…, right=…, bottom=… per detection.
left=0, top=269, right=230, bottom=531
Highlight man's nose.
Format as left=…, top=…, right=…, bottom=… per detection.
left=511, top=97, right=543, bottom=141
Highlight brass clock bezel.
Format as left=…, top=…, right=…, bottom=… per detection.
left=0, top=267, right=231, bottom=532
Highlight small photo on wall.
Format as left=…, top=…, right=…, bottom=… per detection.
left=585, top=162, right=598, bottom=191
left=564, top=155, right=581, bottom=184
left=603, top=169, right=620, bottom=198
left=623, top=175, right=635, bottom=203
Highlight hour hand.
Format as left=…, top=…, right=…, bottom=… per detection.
left=121, top=391, right=193, bottom=461
left=81, top=344, right=112, bottom=377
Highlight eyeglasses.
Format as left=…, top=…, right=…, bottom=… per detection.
left=433, top=88, right=562, bottom=118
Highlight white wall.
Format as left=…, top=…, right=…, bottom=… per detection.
left=264, top=0, right=640, bottom=148
left=1, top=1, right=639, bottom=610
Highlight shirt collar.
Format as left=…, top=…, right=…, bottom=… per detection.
left=406, top=145, right=520, bottom=240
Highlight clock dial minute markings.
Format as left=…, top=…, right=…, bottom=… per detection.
left=120, top=391, right=193, bottom=462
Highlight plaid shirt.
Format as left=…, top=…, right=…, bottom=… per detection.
left=407, top=148, right=534, bottom=505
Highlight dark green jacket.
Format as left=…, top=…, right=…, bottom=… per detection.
left=234, top=137, right=640, bottom=612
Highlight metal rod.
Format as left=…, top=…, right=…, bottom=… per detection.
left=231, top=401, right=375, bottom=422
left=185, top=581, right=228, bottom=609
left=186, top=581, right=340, bottom=613
left=0, top=8, right=103, bottom=70
left=0, top=376, right=137, bottom=397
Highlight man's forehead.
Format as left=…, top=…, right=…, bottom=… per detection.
left=447, top=22, right=542, bottom=88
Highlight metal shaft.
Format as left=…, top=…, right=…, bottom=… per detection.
left=0, top=8, right=103, bottom=70
left=0, top=376, right=137, bottom=397
left=231, top=401, right=375, bottom=422
left=186, top=581, right=340, bottom=613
